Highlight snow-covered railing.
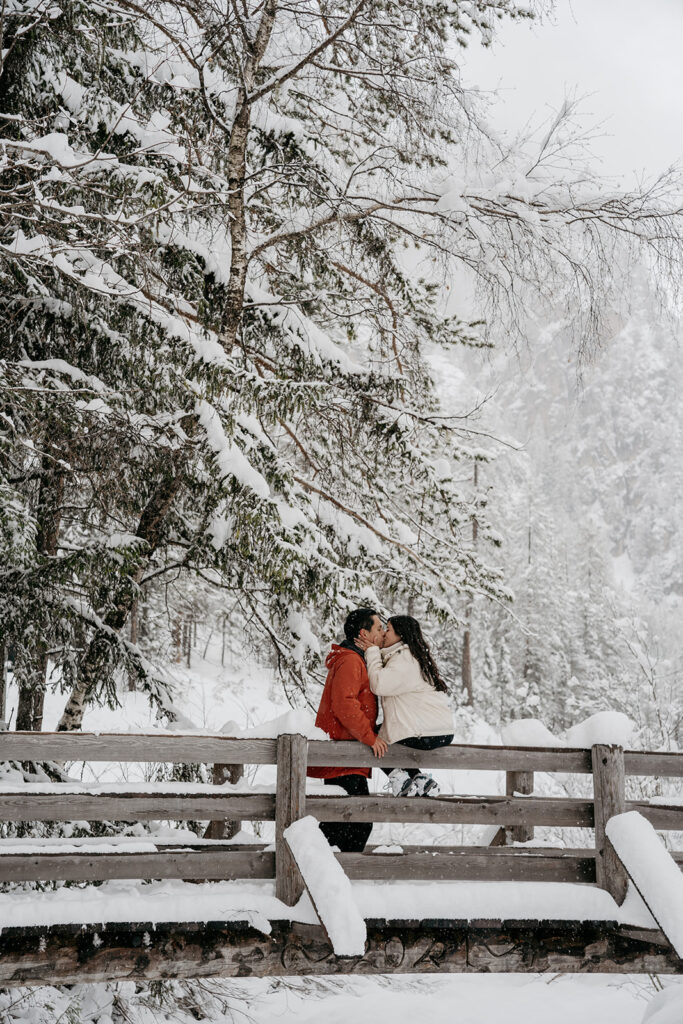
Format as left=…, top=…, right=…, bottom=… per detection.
left=2, top=732, right=683, bottom=907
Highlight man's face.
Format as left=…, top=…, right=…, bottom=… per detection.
left=359, top=614, right=385, bottom=648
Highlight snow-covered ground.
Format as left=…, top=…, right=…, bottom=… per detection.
left=2, top=974, right=682, bottom=1024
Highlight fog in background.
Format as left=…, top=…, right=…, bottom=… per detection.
left=460, top=0, right=683, bottom=180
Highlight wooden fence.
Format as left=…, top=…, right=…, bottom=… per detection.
left=1, top=732, right=683, bottom=907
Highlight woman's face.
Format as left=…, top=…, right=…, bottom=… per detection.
left=382, top=621, right=401, bottom=647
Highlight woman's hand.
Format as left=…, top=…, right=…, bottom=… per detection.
left=371, top=736, right=388, bottom=758
left=356, top=631, right=376, bottom=652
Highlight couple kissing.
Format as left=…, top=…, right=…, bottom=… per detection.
left=307, top=608, right=454, bottom=853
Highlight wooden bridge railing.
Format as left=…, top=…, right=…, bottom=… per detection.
left=1, top=732, right=683, bottom=907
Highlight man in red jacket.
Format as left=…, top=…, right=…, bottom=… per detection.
left=308, top=607, right=388, bottom=851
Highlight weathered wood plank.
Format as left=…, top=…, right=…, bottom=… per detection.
left=5, top=841, right=683, bottom=886
left=275, top=733, right=307, bottom=906
left=3, top=733, right=683, bottom=777
left=307, top=741, right=592, bottom=773
left=0, top=792, right=275, bottom=822
left=624, top=751, right=683, bottom=777
left=0, top=849, right=275, bottom=883
left=367, top=845, right=598, bottom=859
left=592, top=744, right=628, bottom=905
left=205, top=763, right=244, bottom=840
left=505, top=770, right=534, bottom=844
left=307, top=794, right=594, bottom=826
left=338, top=850, right=596, bottom=883
left=0, top=920, right=680, bottom=986
left=0, top=732, right=279, bottom=764
left=628, top=802, right=683, bottom=830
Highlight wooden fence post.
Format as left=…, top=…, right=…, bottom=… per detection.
left=204, top=763, right=244, bottom=840
left=505, top=770, right=534, bottom=844
left=487, top=771, right=534, bottom=847
left=591, top=743, right=628, bottom=905
left=275, top=733, right=307, bottom=906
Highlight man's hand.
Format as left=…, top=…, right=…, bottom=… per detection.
left=371, top=736, right=388, bottom=758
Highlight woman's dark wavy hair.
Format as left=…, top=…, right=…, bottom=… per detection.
left=389, top=615, right=448, bottom=693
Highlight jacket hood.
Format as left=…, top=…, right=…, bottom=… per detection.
left=325, top=642, right=364, bottom=670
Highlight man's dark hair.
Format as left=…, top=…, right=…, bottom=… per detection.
left=344, top=607, right=379, bottom=642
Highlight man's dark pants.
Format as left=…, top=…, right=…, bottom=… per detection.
left=320, top=774, right=372, bottom=853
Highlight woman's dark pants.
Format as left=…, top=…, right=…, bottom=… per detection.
left=381, top=733, right=454, bottom=778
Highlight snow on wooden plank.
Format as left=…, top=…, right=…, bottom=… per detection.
left=606, top=810, right=683, bottom=958
left=0, top=877, right=656, bottom=933
left=0, top=732, right=280, bottom=764
left=284, top=814, right=366, bottom=957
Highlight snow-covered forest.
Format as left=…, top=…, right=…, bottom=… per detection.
left=2, top=0, right=683, bottom=1020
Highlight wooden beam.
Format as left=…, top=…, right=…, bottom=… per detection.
left=3, top=733, right=683, bottom=777
left=624, top=751, right=683, bottom=777
left=307, top=794, right=594, bottom=826
left=0, top=919, right=680, bottom=986
left=504, top=770, right=534, bottom=844
left=0, top=848, right=275, bottom=883
left=205, top=763, right=244, bottom=840
left=275, top=733, right=307, bottom=906
left=338, top=849, right=596, bottom=883
left=307, top=741, right=592, bottom=773
left=628, top=802, right=683, bottom=830
left=0, top=733, right=278, bottom=765
left=0, top=792, right=275, bottom=822
left=368, top=844, right=597, bottom=858
left=591, top=744, right=628, bottom=905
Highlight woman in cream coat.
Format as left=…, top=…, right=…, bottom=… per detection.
left=358, top=615, right=453, bottom=797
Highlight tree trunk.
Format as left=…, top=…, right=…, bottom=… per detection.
left=15, top=648, right=49, bottom=731
left=221, top=0, right=278, bottom=351
left=127, top=601, right=138, bottom=692
left=461, top=629, right=473, bottom=706
left=460, top=462, right=478, bottom=706
left=57, top=453, right=186, bottom=732
left=0, top=642, right=6, bottom=725
left=16, top=453, right=65, bottom=731
left=183, top=619, right=192, bottom=668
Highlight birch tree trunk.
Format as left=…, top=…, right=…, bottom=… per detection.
left=221, top=0, right=278, bottom=351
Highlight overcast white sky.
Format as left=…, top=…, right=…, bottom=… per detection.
left=459, top=0, right=683, bottom=180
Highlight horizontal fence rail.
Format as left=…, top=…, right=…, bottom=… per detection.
left=1, top=733, right=683, bottom=906
left=0, top=732, right=280, bottom=764
left=3, top=731, right=683, bottom=775
left=307, top=794, right=596, bottom=826
left=0, top=792, right=277, bottom=822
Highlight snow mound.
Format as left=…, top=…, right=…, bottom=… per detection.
left=501, top=719, right=566, bottom=747
left=501, top=712, right=635, bottom=749
left=642, top=986, right=683, bottom=1023
left=222, top=709, right=328, bottom=740
left=564, top=711, right=634, bottom=748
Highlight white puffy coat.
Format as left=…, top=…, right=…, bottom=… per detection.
left=364, top=642, right=453, bottom=744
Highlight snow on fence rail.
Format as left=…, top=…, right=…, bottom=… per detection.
left=2, top=732, right=683, bottom=905
left=607, top=811, right=683, bottom=958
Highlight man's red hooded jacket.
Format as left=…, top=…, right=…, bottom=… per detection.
left=307, top=643, right=379, bottom=779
